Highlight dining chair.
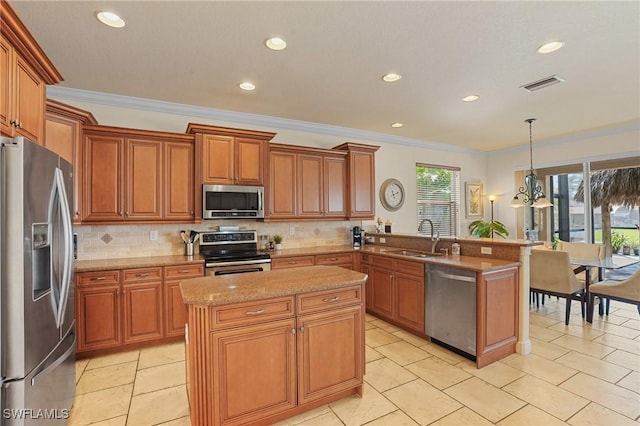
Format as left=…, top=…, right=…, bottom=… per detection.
left=557, top=241, right=605, bottom=283
left=530, top=249, right=586, bottom=325
left=587, top=269, right=640, bottom=322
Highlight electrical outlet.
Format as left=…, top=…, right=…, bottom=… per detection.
left=150, top=230, right=158, bottom=241
left=380, top=237, right=386, bottom=244
left=481, top=246, right=492, bottom=255
left=346, top=225, right=351, bottom=235
left=289, top=226, right=295, bottom=236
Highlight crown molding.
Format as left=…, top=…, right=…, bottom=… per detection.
left=46, top=86, right=478, bottom=154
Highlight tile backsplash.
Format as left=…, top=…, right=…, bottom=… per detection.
left=74, top=220, right=360, bottom=260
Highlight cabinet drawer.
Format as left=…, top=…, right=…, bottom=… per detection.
left=164, top=264, right=204, bottom=280
left=316, top=253, right=353, bottom=266
left=210, top=296, right=295, bottom=330
left=395, top=259, right=425, bottom=277
left=297, top=285, right=362, bottom=315
left=372, top=255, right=394, bottom=270
left=77, top=270, right=121, bottom=286
left=271, top=256, right=315, bottom=269
left=123, top=267, right=162, bottom=283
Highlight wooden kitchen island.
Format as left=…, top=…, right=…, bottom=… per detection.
left=180, top=266, right=367, bottom=426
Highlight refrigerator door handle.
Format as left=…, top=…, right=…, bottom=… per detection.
left=49, top=168, right=73, bottom=329
left=30, top=332, right=76, bottom=386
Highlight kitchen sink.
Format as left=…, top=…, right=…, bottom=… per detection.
left=386, top=249, right=443, bottom=258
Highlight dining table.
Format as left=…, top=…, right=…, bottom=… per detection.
left=571, top=256, right=640, bottom=315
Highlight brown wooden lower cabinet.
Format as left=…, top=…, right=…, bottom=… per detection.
left=164, top=264, right=204, bottom=337
left=186, top=285, right=364, bottom=425
left=361, top=254, right=425, bottom=334
left=271, top=252, right=354, bottom=270
left=76, top=263, right=204, bottom=354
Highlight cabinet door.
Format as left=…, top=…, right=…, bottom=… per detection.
left=477, top=268, right=518, bottom=368
left=0, top=36, right=13, bottom=136
left=297, top=154, right=323, bottom=217
left=164, top=264, right=204, bottom=337
left=83, top=133, right=125, bottom=221
left=164, top=141, right=194, bottom=220
left=324, top=156, right=346, bottom=217
left=269, top=150, right=297, bottom=218
left=45, top=110, right=82, bottom=222
left=77, top=284, right=121, bottom=351
left=126, top=138, right=162, bottom=220
left=236, top=137, right=264, bottom=185
left=395, top=272, right=425, bottom=333
left=370, top=267, right=395, bottom=319
left=297, top=305, right=363, bottom=405
left=348, top=150, right=375, bottom=218
left=202, top=134, right=234, bottom=184
left=212, top=319, right=297, bottom=425
left=123, top=281, right=164, bottom=343
left=14, top=54, right=44, bottom=143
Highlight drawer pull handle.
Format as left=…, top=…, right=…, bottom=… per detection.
left=322, top=296, right=340, bottom=303
left=245, top=309, right=265, bottom=316
left=288, top=261, right=297, bottom=264
left=330, top=257, right=338, bottom=261
left=135, top=273, right=149, bottom=278
left=91, top=276, right=106, bottom=281
left=177, top=270, right=190, bottom=274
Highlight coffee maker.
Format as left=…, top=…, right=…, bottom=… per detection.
left=352, top=226, right=362, bottom=249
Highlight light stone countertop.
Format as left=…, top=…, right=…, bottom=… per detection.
left=180, top=265, right=367, bottom=306
left=74, top=255, right=204, bottom=273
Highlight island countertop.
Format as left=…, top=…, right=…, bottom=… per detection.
left=180, top=265, right=367, bottom=306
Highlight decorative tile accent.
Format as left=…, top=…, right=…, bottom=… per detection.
left=101, top=233, right=113, bottom=244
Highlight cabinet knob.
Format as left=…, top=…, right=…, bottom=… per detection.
left=16, top=121, right=22, bottom=128
left=299, top=325, right=305, bottom=333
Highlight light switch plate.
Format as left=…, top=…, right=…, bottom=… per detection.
left=481, top=246, right=492, bottom=255
left=150, top=230, right=158, bottom=241
left=380, top=238, right=386, bottom=244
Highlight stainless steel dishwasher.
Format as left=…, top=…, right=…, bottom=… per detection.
left=426, top=265, right=477, bottom=360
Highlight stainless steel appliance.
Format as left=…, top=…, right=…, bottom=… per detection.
left=200, top=230, right=271, bottom=276
left=1, top=137, right=75, bottom=425
left=202, top=184, right=264, bottom=219
left=426, top=265, right=476, bottom=360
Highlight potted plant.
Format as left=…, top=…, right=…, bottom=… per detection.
left=272, top=234, right=283, bottom=250
left=632, top=241, right=640, bottom=256
left=610, top=230, right=628, bottom=254
left=468, top=220, right=509, bottom=239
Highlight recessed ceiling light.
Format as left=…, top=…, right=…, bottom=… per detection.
left=239, top=82, right=256, bottom=91
left=391, top=122, right=403, bottom=128
left=538, top=41, right=565, bottom=54
left=462, top=95, right=479, bottom=102
left=382, top=73, right=402, bottom=83
left=265, top=37, right=287, bottom=50
left=96, top=11, right=125, bottom=28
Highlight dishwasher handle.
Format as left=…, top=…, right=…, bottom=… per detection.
left=430, top=270, right=476, bottom=283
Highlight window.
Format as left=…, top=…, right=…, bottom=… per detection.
left=416, top=164, right=460, bottom=237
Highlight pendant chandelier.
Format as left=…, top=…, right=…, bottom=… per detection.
left=510, top=118, right=553, bottom=209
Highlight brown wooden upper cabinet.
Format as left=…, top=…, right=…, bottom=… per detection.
left=0, top=2, right=62, bottom=144
left=82, top=125, right=195, bottom=223
left=334, top=143, right=379, bottom=219
left=267, top=143, right=377, bottom=221
left=45, top=100, right=97, bottom=223
left=186, top=123, right=276, bottom=221
left=268, top=144, right=347, bottom=219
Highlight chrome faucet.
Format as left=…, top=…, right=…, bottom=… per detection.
left=418, top=219, right=434, bottom=235
left=418, top=219, right=440, bottom=253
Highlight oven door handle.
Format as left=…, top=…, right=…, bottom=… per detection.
left=205, top=259, right=271, bottom=268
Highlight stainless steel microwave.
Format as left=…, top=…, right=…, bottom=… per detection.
left=202, top=184, right=264, bottom=219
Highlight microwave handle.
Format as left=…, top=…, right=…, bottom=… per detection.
left=259, top=190, right=263, bottom=212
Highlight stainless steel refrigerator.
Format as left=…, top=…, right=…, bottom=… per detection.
left=1, top=137, right=75, bottom=425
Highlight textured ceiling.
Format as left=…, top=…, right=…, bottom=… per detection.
left=10, top=1, right=640, bottom=151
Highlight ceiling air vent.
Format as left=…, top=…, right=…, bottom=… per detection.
left=520, top=75, right=565, bottom=92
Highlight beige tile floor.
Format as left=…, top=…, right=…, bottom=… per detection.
left=69, top=298, right=640, bottom=425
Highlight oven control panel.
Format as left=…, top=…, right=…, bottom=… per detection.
left=200, top=230, right=257, bottom=245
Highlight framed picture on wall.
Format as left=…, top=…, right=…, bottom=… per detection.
left=465, top=181, right=483, bottom=219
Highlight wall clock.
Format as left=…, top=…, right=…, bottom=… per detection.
left=380, top=178, right=405, bottom=211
